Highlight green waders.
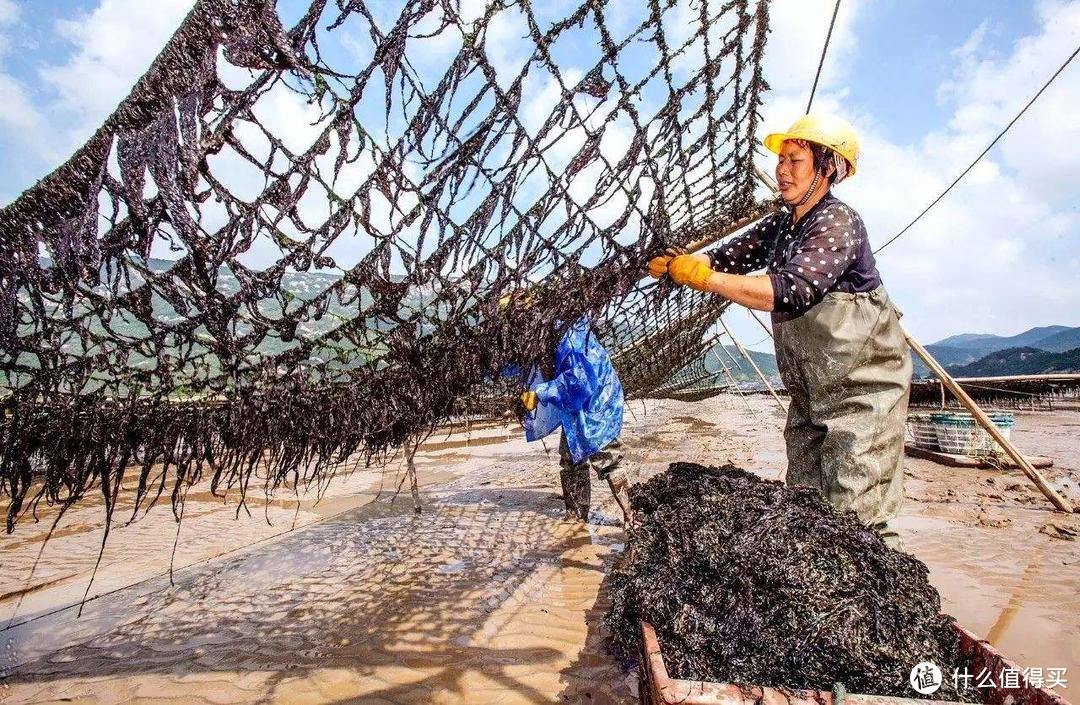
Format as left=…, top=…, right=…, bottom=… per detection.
left=773, top=286, right=912, bottom=549
left=558, top=432, right=630, bottom=524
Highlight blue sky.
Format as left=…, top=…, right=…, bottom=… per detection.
left=843, top=1, right=1041, bottom=144
left=3, top=0, right=1041, bottom=195
left=0, top=0, right=1077, bottom=352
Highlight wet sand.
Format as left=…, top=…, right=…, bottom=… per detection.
left=1, top=398, right=1077, bottom=703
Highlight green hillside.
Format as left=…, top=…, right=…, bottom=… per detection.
left=949, top=346, right=1080, bottom=377
left=1034, top=327, right=1080, bottom=352
left=915, top=325, right=1080, bottom=378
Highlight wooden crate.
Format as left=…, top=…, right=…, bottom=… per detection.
left=639, top=621, right=1070, bottom=705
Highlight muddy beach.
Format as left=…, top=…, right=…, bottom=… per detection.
left=1, top=397, right=1077, bottom=704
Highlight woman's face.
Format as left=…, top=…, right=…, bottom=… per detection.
left=775, top=140, right=820, bottom=205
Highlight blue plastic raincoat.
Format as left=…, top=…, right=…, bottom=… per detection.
left=523, top=318, right=624, bottom=464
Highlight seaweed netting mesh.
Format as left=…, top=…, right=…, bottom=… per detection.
left=0, top=0, right=771, bottom=531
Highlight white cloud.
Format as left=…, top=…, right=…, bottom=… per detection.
left=39, top=0, right=194, bottom=140
left=746, top=0, right=1080, bottom=346
left=762, top=0, right=862, bottom=98
left=856, top=1, right=1080, bottom=342
left=0, top=0, right=17, bottom=26
left=0, top=73, right=55, bottom=169
left=938, top=0, right=1080, bottom=203
left=0, top=73, right=40, bottom=132
left=0, top=0, right=18, bottom=58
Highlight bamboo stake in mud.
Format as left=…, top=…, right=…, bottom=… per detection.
left=718, top=317, right=787, bottom=414
left=394, top=443, right=423, bottom=513
left=407, top=448, right=421, bottom=513
left=904, top=328, right=1074, bottom=513
left=709, top=346, right=765, bottom=425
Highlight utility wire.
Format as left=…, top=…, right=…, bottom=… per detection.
left=875, top=42, right=1080, bottom=254
left=805, top=0, right=843, bottom=113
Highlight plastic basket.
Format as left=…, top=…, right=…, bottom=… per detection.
left=930, top=411, right=1014, bottom=457
left=905, top=414, right=940, bottom=451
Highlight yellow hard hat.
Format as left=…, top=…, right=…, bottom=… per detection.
left=763, top=114, right=859, bottom=177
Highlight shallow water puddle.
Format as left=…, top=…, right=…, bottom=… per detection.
left=2, top=483, right=627, bottom=704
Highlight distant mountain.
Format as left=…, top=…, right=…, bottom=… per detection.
left=919, top=344, right=982, bottom=367
left=933, top=333, right=1002, bottom=349
left=934, top=326, right=1074, bottom=353
left=1033, top=327, right=1080, bottom=353
left=915, top=325, right=1080, bottom=378
left=949, top=346, right=1080, bottom=377
left=914, top=344, right=985, bottom=378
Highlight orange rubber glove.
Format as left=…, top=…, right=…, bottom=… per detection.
left=668, top=255, right=715, bottom=291
left=646, top=247, right=685, bottom=278
left=521, top=390, right=538, bottom=412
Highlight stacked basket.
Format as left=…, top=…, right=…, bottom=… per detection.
left=906, top=411, right=1015, bottom=457
left=905, top=414, right=941, bottom=451
left=931, top=412, right=1015, bottom=457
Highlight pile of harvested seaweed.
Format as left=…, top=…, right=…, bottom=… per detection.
left=606, top=463, right=977, bottom=701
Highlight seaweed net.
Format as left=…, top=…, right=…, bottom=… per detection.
left=0, top=0, right=771, bottom=532
left=606, top=463, right=977, bottom=701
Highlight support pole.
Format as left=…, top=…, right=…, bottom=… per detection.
left=904, top=327, right=1074, bottom=513
left=682, top=203, right=781, bottom=254
left=718, top=317, right=786, bottom=414
left=754, top=166, right=780, bottom=192
left=746, top=308, right=773, bottom=337
left=406, top=445, right=422, bottom=513
left=709, top=346, right=764, bottom=424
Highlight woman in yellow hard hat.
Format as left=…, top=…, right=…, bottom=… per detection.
left=650, top=114, right=912, bottom=548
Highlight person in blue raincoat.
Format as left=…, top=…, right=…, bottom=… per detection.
left=519, top=317, right=632, bottom=525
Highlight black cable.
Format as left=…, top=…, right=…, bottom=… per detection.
left=875, top=42, right=1080, bottom=254
left=805, top=0, right=843, bottom=114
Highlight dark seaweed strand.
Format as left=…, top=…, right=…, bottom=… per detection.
left=0, top=0, right=771, bottom=533
left=606, top=463, right=980, bottom=702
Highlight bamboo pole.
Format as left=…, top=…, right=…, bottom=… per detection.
left=942, top=373, right=1080, bottom=384
left=904, top=327, right=1074, bottom=513
left=754, top=166, right=780, bottom=192
left=682, top=203, right=781, bottom=254
left=746, top=308, right=773, bottom=337
left=718, top=317, right=786, bottom=413
left=709, top=346, right=765, bottom=424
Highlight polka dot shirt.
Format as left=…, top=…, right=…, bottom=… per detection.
left=707, top=194, right=882, bottom=317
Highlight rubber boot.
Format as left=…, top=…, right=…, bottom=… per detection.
left=560, top=466, right=591, bottom=522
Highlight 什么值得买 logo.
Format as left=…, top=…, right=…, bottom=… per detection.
left=910, top=662, right=942, bottom=695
